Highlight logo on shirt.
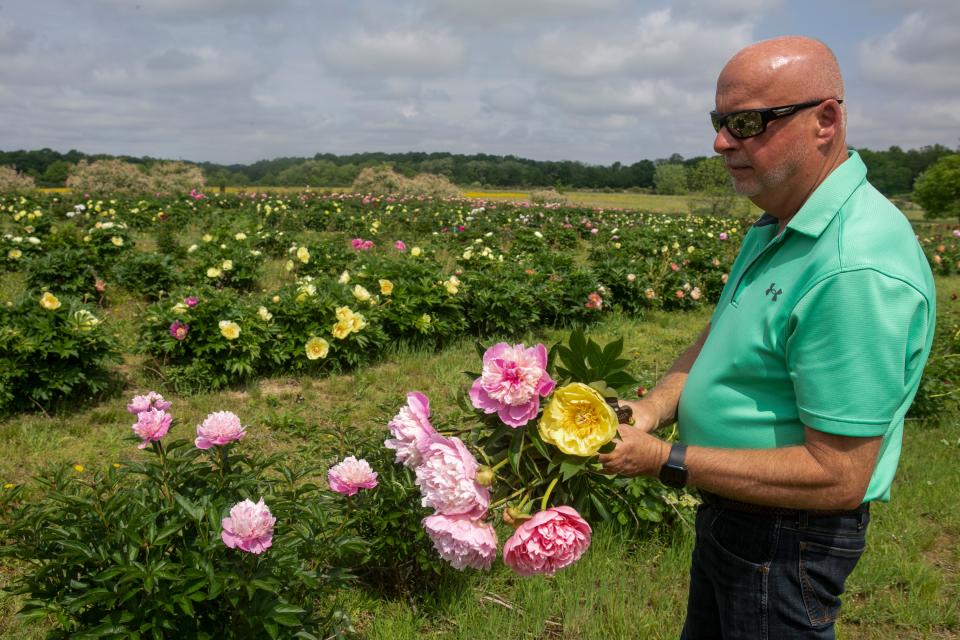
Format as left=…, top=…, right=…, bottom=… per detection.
left=765, top=282, right=783, bottom=302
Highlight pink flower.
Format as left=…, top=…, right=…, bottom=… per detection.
left=394, top=240, right=407, bottom=251
left=469, top=343, right=555, bottom=428
left=952, top=229, right=960, bottom=238
left=385, top=391, right=437, bottom=468
left=670, top=263, right=680, bottom=272
left=585, top=292, right=603, bottom=310
left=221, top=498, right=275, bottom=554
left=719, top=232, right=729, bottom=240
left=690, top=287, right=702, bottom=301
left=184, top=296, right=199, bottom=308
left=195, top=410, right=246, bottom=449
left=415, top=435, right=490, bottom=518
left=127, top=391, right=172, bottom=414
left=503, top=506, right=592, bottom=576
left=131, top=408, right=172, bottom=449
left=351, top=238, right=375, bottom=250
left=189, top=188, right=206, bottom=200
left=328, top=456, right=379, bottom=496
left=676, top=290, right=685, bottom=299
left=169, top=320, right=189, bottom=341
left=423, top=514, right=498, bottom=570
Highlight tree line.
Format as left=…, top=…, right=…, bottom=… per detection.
left=1, top=144, right=955, bottom=197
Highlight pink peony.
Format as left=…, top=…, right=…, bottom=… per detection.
left=415, top=435, right=490, bottom=518
left=184, top=296, right=199, bottom=308
left=719, top=232, right=729, bottom=240
left=585, top=292, right=603, bottom=310
left=469, top=343, right=555, bottom=428
left=127, top=391, right=172, bottom=414
left=327, top=456, right=379, bottom=496
left=385, top=391, right=437, bottom=469
left=503, top=505, right=592, bottom=576
left=132, top=408, right=173, bottom=449
left=394, top=240, right=407, bottom=251
left=169, top=320, right=189, bottom=341
left=423, top=514, right=498, bottom=570
left=195, top=410, right=246, bottom=449
left=221, top=498, right=275, bottom=554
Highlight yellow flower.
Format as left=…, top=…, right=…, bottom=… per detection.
left=3, top=483, right=15, bottom=489
left=112, top=463, right=121, bottom=469
left=40, top=292, right=61, bottom=310
left=379, top=279, right=394, bottom=295
left=331, top=319, right=352, bottom=339
left=296, top=246, right=310, bottom=264
left=219, top=320, right=241, bottom=340
left=111, top=236, right=124, bottom=247
left=73, top=464, right=85, bottom=473
left=285, top=260, right=295, bottom=272
left=538, top=382, right=618, bottom=457
left=206, top=267, right=222, bottom=278
left=8, top=249, right=22, bottom=260
left=235, top=232, right=247, bottom=241
left=257, top=306, right=273, bottom=322
left=338, top=270, right=351, bottom=284
left=221, top=259, right=233, bottom=271
left=352, top=284, right=371, bottom=302
left=305, top=336, right=329, bottom=360
left=271, top=295, right=280, bottom=303
left=350, top=312, right=366, bottom=332
left=411, top=246, right=422, bottom=257
left=335, top=306, right=353, bottom=322
left=202, top=234, right=213, bottom=242
left=444, top=275, right=461, bottom=295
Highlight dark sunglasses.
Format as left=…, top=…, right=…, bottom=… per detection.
left=710, top=98, right=842, bottom=139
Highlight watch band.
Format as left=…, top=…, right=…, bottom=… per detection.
left=659, top=442, right=688, bottom=488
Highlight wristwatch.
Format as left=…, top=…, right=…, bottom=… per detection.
left=659, top=443, right=688, bottom=489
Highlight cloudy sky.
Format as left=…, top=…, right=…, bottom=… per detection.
left=0, top=0, right=957, bottom=166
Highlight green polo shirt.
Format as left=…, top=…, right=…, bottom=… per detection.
left=677, top=151, right=936, bottom=503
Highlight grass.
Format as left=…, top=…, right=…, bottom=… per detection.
left=0, top=263, right=957, bottom=638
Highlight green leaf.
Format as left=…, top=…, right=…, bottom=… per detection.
left=508, top=428, right=525, bottom=476
left=590, top=492, right=613, bottom=521
left=560, top=459, right=585, bottom=481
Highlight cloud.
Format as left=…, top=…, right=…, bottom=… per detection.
left=0, top=23, right=34, bottom=55
left=858, top=7, right=960, bottom=93
left=90, top=0, right=287, bottom=18
left=425, top=0, right=623, bottom=22
left=323, top=27, right=466, bottom=75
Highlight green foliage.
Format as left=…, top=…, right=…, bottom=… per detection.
left=0, top=296, right=120, bottom=415
left=110, top=251, right=181, bottom=299
left=653, top=163, right=689, bottom=195
left=185, top=237, right=265, bottom=292
left=909, top=319, right=959, bottom=420
left=914, top=154, right=960, bottom=221
left=0, top=422, right=356, bottom=639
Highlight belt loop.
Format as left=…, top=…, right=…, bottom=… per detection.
left=857, top=508, right=866, bottom=530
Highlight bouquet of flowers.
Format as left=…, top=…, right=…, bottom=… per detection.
left=384, top=330, right=637, bottom=576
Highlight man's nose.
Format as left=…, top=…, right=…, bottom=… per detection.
left=713, top=126, right=739, bottom=154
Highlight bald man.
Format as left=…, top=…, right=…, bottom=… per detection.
left=599, top=37, right=936, bottom=638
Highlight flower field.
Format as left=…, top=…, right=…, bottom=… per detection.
left=1, top=190, right=958, bottom=638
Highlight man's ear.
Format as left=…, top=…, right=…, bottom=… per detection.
left=815, top=99, right=843, bottom=144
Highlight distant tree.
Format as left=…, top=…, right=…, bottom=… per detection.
left=687, top=157, right=742, bottom=216
left=913, top=154, right=960, bottom=222
left=653, top=163, right=688, bottom=195
left=41, top=160, right=73, bottom=187
left=148, top=161, right=205, bottom=195
left=0, top=165, right=36, bottom=194
left=66, top=159, right=152, bottom=195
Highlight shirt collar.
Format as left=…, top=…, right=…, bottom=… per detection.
left=783, top=150, right=868, bottom=238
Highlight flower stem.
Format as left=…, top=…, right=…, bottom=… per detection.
left=490, top=486, right=527, bottom=510
left=540, top=475, right=560, bottom=512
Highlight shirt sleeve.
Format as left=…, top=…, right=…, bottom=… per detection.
left=785, top=268, right=931, bottom=436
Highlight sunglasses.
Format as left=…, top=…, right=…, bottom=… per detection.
left=710, top=98, right=842, bottom=139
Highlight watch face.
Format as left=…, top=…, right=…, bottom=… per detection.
left=660, top=464, right=687, bottom=489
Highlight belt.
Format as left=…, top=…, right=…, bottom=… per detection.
left=699, top=491, right=870, bottom=518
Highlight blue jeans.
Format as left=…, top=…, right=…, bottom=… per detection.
left=680, top=502, right=869, bottom=639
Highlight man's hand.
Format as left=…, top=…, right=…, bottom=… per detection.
left=598, top=424, right=670, bottom=477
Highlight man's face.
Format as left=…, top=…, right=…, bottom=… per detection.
left=712, top=82, right=812, bottom=201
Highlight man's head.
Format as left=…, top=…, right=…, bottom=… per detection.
left=713, top=36, right=847, bottom=218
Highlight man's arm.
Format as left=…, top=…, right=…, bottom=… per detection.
left=621, top=323, right=711, bottom=433
left=599, top=426, right=881, bottom=510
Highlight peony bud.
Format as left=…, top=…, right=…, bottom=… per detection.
left=475, top=465, right=495, bottom=487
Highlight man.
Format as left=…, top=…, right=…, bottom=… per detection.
left=599, top=36, right=936, bottom=639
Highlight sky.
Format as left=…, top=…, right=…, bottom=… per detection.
left=0, top=0, right=958, bottom=166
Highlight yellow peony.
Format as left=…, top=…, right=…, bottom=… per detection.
left=338, top=270, right=350, bottom=284
left=538, top=382, right=619, bottom=457
left=235, top=232, right=247, bottom=241
left=411, top=246, right=422, bottom=257
left=331, top=319, right=352, bottom=339
left=296, top=246, right=310, bottom=264
left=40, top=292, right=61, bottom=310
left=379, top=279, right=394, bottom=295
left=111, top=236, right=124, bottom=247
left=8, top=249, right=21, bottom=260
left=352, top=284, right=371, bottom=302
left=257, top=306, right=273, bottom=322
left=221, top=260, right=233, bottom=271
left=207, top=267, right=222, bottom=278
left=349, top=312, right=366, bottom=332
left=305, top=336, right=329, bottom=360
left=219, top=320, right=241, bottom=340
